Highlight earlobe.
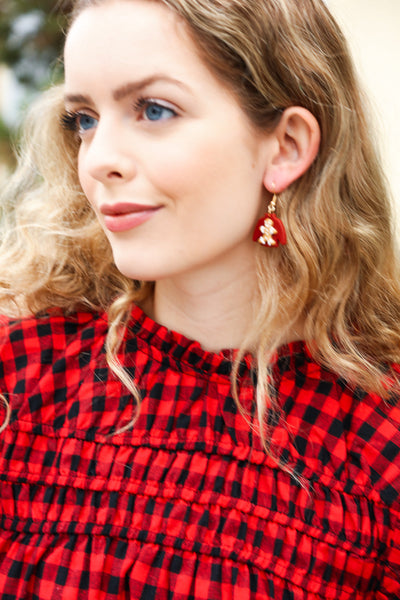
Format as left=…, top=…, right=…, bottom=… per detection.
left=263, top=107, right=321, bottom=193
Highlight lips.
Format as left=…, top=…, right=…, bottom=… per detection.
left=99, top=202, right=161, bottom=232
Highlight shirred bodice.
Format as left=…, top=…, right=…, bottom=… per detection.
left=0, top=306, right=399, bottom=599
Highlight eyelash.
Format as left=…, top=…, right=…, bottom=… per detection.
left=60, top=111, right=81, bottom=132
left=60, top=97, right=177, bottom=133
left=133, top=96, right=174, bottom=114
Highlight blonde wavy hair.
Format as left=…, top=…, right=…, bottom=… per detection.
left=1, top=0, right=400, bottom=456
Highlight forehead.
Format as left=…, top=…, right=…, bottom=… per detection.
left=65, top=1, right=209, bottom=86
left=67, top=0, right=187, bottom=59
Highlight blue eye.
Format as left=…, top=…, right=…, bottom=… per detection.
left=133, top=98, right=177, bottom=122
left=60, top=111, right=97, bottom=135
left=78, top=114, right=98, bottom=131
left=144, top=103, right=175, bottom=121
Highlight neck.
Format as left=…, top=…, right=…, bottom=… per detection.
left=145, top=263, right=259, bottom=353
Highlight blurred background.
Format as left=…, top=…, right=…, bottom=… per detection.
left=326, top=0, right=400, bottom=220
left=0, top=0, right=72, bottom=176
left=0, top=0, right=399, bottom=213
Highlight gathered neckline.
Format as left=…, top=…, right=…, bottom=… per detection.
left=125, top=304, right=312, bottom=378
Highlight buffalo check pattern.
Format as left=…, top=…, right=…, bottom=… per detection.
left=0, top=305, right=399, bottom=599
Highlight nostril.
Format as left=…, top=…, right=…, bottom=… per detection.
left=107, top=171, right=123, bottom=178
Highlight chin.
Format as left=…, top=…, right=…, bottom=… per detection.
left=112, top=256, right=161, bottom=283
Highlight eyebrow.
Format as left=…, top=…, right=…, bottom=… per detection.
left=64, top=75, right=191, bottom=105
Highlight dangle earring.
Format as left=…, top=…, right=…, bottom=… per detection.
left=252, top=193, right=287, bottom=247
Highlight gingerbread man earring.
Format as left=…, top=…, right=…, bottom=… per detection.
left=252, top=191, right=287, bottom=247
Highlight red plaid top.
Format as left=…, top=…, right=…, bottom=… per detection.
left=0, top=305, right=399, bottom=599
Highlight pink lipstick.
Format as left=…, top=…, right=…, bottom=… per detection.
left=100, top=202, right=161, bottom=232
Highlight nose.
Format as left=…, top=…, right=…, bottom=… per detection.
left=80, top=118, right=137, bottom=183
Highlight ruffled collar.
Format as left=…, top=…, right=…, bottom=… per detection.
left=126, top=304, right=312, bottom=379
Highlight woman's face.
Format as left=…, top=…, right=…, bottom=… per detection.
left=64, top=0, right=273, bottom=283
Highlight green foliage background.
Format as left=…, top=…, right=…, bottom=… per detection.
left=0, top=0, right=73, bottom=168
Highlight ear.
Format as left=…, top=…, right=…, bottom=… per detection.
left=263, top=107, right=320, bottom=193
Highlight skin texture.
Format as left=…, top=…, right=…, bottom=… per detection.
left=64, top=0, right=320, bottom=350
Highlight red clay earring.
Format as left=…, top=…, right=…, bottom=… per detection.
left=252, top=193, right=287, bottom=247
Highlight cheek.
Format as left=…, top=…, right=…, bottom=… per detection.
left=145, top=139, right=233, bottom=199
left=145, top=121, right=234, bottom=182
left=77, top=150, right=85, bottom=186
left=77, top=150, right=92, bottom=199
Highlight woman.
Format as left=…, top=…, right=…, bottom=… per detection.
left=0, top=0, right=399, bottom=597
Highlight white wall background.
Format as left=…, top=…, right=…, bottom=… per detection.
left=326, top=0, right=400, bottom=218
